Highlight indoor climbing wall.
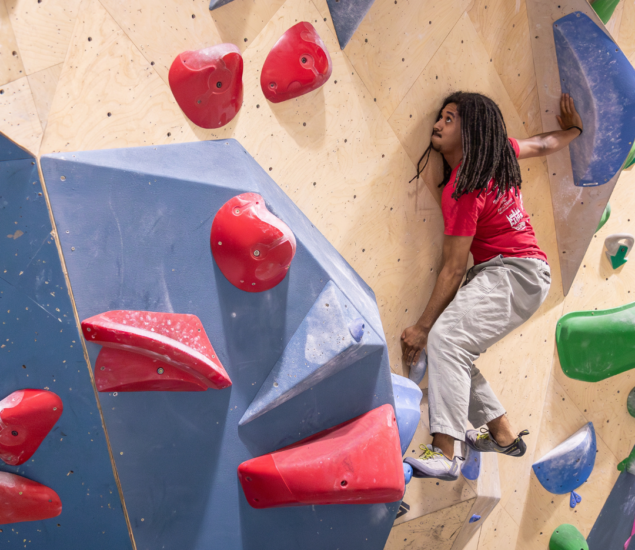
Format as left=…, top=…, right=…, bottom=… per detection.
left=1, top=0, right=635, bottom=549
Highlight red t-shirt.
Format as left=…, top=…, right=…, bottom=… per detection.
left=442, top=137, right=547, bottom=265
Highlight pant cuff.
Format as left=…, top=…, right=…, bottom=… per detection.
left=429, top=425, right=466, bottom=441
left=472, top=408, right=507, bottom=429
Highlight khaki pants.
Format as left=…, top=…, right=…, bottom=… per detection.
left=427, top=255, right=551, bottom=440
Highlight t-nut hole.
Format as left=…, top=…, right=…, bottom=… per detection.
left=253, top=250, right=260, bottom=257
left=341, top=480, right=347, bottom=487
left=234, top=208, right=241, bottom=214
left=273, top=381, right=279, bottom=387
left=60, top=176, right=66, bottom=181
left=216, top=81, right=222, bottom=88
left=301, top=56, right=307, bottom=64
left=269, top=82, right=276, bottom=88
left=11, top=431, right=18, bottom=437
left=246, top=477, right=252, bottom=481
left=157, top=367, right=164, bottom=375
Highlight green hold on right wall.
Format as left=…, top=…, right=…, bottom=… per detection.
left=592, top=0, right=622, bottom=24
left=549, top=524, right=589, bottom=550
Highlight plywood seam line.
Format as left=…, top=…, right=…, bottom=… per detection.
left=22, top=74, right=45, bottom=151
left=34, top=158, right=138, bottom=550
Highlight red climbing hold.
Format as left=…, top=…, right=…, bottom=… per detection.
left=81, top=311, right=232, bottom=391
left=237, top=404, right=404, bottom=508
left=211, top=193, right=296, bottom=292
left=261, top=22, right=332, bottom=103
left=169, top=43, right=243, bottom=129
left=0, top=390, right=62, bottom=466
left=0, top=472, right=62, bottom=524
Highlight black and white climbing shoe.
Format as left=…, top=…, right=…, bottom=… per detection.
left=465, top=428, right=529, bottom=457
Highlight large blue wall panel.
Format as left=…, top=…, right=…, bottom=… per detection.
left=40, top=139, right=397, bottom=550
left=554, top=12, right=635, bottom=186
left=0, top=133, right=132, bottom=549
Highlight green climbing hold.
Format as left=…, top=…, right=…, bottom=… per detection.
left=624, top=141, right=635, bottom=170
left=591, top=0, right=622, bottom=25
left=628, top=387, right=635, bottom=418
left=596, top=203, right=611, bottom=233
left=618, top=446, right=635, bottom=474
left=556, top=301, right=635, bottom=382
left=549, top=524, right=589, bottom=550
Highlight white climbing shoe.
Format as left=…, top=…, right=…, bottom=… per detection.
left=403, top=444, right=463, bottom=481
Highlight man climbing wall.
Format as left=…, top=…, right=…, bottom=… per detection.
left=401, top=92, right=583, bottom=481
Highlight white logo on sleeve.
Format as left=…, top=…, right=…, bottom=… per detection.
left=506, top=208, right=526, bottom=231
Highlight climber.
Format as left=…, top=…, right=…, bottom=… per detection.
left=401, top=92, right=583, bottom=481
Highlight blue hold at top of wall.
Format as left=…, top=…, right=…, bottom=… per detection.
left=326, top=0, right=376, bottom=49
left=0, top=132, right=132, bottom=550
left=40, top=139, right=397, bottom=550
left=553, top=11, right=635, bottom=187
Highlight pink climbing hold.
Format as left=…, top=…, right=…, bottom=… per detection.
left=211, top=193, right=296, bottom=292
left=81, top=311, right=232, bottom=391
left=237, top=404, right=404, bottom=508
left=0, top=472, right=62, bottom=524
left=169, top=43, right=243, bottom=129
left=261, top=22, right=332, bottom=103
left=0, top=389, right=63, bottom=466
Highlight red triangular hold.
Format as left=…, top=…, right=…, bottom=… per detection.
left=238, top=404, right=404, bottom=508
left=95, top=347, right=207, bottom=392
left=81, top=311, right=232, bottom=390
left=0, top=472, right=62, bottom=524
left=0, top=390, right=63, bottom=466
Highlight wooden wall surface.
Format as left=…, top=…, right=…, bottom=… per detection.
left=1, top=0, right=634, bottom=548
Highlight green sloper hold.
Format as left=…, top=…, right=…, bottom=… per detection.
left=549, top=524, right=588, bottom=550
left=596, top=202, right=611, bottom=233
left=556, top=301, right=635, bottom=382
left=618, top=447, right=635, bottom=474
left=628, top=387, right=635, bottom=418
left=591, top=0, right=621, bottom=24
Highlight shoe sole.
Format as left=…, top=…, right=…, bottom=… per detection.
left=465, top=435, right=527, bottom=457
left=403, top=457, right=459, bottom=482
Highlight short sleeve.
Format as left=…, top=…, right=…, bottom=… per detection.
left=508, top=137, right=520, bottom=159
left=442, top=189, right=484, bottom=237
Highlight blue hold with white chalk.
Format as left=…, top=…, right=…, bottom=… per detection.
left=391, top=374, right=422, bottom=456
left=532, top=422, right=596, bottom=495
left=462, top=446, right=482, bottom=481
left=553, top=12, right=635, bottom=187
left=326, top=0, right=376, bottom=49
left=403, top=463, right=413, bottom=485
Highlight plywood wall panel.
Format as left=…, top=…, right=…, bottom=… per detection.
left=27, top=62, right=62, bottom=131
left=5, top=0, right=81, bottom=75
left=40, top=0, right=197, bottom=155
left=313, top=0, right=472, bottom=120
left=468, top=0, right=543, bottom=137
left=0, top=76, right=43, bottom=155
left=99, top=0, right=223, bottom=86
left=618, top=0, right=635, bottom=62
left=479, top=505, right=519, bottom=550
left=0, top=0, right=25, bottom=87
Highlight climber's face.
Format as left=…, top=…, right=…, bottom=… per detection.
left=431, top=103, right=462, bottom=156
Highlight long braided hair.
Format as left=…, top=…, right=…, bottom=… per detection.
left=410, top=92, right=522, bottom=200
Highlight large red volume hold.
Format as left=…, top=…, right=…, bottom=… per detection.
left=81, top=311, right=232, bottom=390
left=0, top=472, right=62, bottom=524
left=211, top=193, right=296, bottom=293
left=0, top=390, right=63, bottom=466
left=237, top=404, right=404, bottom=508
left=261, top=22, right=332, bottom=103
left=169, top=43, right=243, bottom=129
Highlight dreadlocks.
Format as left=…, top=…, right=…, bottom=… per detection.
left=410, top=92, right=522, bottom=200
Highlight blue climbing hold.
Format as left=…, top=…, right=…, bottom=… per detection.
left=403, top=462, right=413, bottom=485
left=349, top=317, right=365, bottom=342
left=553, top=12, right=635, bottom=187
left=209, top=0, right=234, bottom=10
left=391, top=373, right=422, bottom=455
left=462, top=446, right=482, bottom=481
left=326, top=0, right=376, bottom=49
left=532, top=422, right=596, bottom=495
left=408, top=349, right=428, bottom=385
left=569, top=490, right=582, bottom=508
left=469, top=514, right=481, bottom=523
left=240, top=281, right=384, bottom=425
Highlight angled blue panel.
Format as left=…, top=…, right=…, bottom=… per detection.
left=390, top=374, right=422, bottom=456
left=240, top=281, right=384, bottom=426
left=326, top=0, right=375, bottom=49
left=0, top=133, right=33, bottom=162
left=462, top=447, right=481, bottom=481
left=553, top=12, right=635, bottom=186
left=209, top=0, right=234, bottom=10
left=0, top=137, right=131, bottom=549
left=532, top=422, right=596, bottom=495
left=40, top=139, right=396, bottom=550
left=587, top=451, right=635, bottom=549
